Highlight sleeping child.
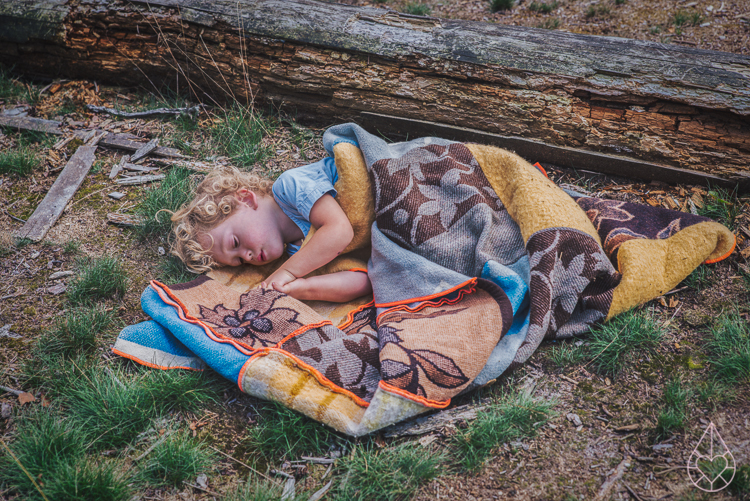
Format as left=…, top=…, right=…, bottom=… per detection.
left=170, top=159, right=372, bottom=303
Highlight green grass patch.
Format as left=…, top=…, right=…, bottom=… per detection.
left=707, top=312, right=750, bottom=384
left=158, top=255, right=196, bottom=285
left=38, top=306, right=114, bottom=357
left=585, top=4, right=611, bottom=17
left=402, top=2, right=431, bottom=15
left=728, top=463, right=750, bottom=498
left=452, top=390, right=555, bottom=472
left=673, top=10, right=704, bottom=27
left=135, top=167, right=195, bottom=239
left=334, top=443, right=445, bottom=501
left=655, top=378, right=691, bottom=439
left=698, top=186, right=742, bottom=230
left=44, top=458, right=132, bottom=501
left=585, top=309, right=664, bottom=378
left=537, top=17, right=561, bottom=29
left=67, top=256, right=128, bottom=305
left=246, top=402, right=338, bottom=459
left=0, top=66, right=39, bottom=104
left=490, top=0, right=514, bottom=12
left=210, top=105, right=273, bottom=169
left=529, top=1, right=558, bottom=13
left=548, top=340, right=586, bottom=369
left=0, top=145, right=40, bottom=176
left=62, top=365, right=222, bottom=450
left=138, top=431, right=215, bottom=487
left=62, top=240, right=82, bottom=256
left=224, top=476, right=297, bottom=501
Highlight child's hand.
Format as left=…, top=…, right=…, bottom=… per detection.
left=261, top=268, right=296, bottom=290
left=271, top=277, right=310, bottom=299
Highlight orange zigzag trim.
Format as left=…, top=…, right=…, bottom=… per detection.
left=379, top=381, right=451, bottom=409
left=374, top=278, right=477, bottom=308
left=337, top=300, right=375, bottom=330
left=376, top=282, right=475, bottom=324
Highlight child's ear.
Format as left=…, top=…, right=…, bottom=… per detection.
left=236, top=188, right=258, bottom=209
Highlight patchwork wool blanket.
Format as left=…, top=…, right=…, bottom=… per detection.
left=115, top=123, right=735, bottom=436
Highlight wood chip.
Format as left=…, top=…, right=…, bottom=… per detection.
left=614, top=424, right=640, bottom=432
left=596, top=457, right=630, bottom=500
left=122, top=163, right=159, bottom=172
left=107, top=213, right=143, bottom=226
left=110, top=154, right=129, bottom=179
left=49, top=271, right=73, bottom=280
left=130, top=138, right=160, bottom=163
left=115, top=174, right=165, bottom=186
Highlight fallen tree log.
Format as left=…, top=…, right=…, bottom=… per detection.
left=1, top=0, right=749, bottom=187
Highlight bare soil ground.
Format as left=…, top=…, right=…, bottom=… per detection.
left=1, top=3, right=750, bottom=500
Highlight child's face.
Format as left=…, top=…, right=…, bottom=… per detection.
left=203, top=196, right=285, bottom=267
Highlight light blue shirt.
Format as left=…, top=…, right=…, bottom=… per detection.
left=272, top=157, right=338, bottom=256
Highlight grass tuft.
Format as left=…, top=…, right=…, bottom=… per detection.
left=246, top=402, right=338, bottom=459
left=453, top=390, right=555, bottom=471
left=138, top=431, right=215, bottom=487
left=158, top=255, right=196, bottom=285
left=67, top=256, right=128, bottom=305
left=673, top=10, right=704, bottom=27
left=537, top=17, right=561, bottom=29
left=698, top=186, right=742, bottom=230
left=655, top=378, right=691, bottom=439
left=0, top=145, right=40, bottom=176
left=210, top=105, right=273, bottom=169
left=529, top=1, right=558, bottom=13
left=585, top=309, right=664, bottom=377
left=402, top=2, right=431, bottom=15
left=681, top=265, right=713, bottom=291
left=45, top=458, right=132, bottom=501
left=223, top=475, right=291, bottom=501
left=62, top=240, right=82, bottom=255
left=38, top=306, right=114, bottom=356
left=135, top=167, right=195, bottom=239
left=490, top=0, right=514, bottom=12
left=0, top=66, right=39, bottom=104
left=335, top=443, right=446, bottom=501
left=585, top=4, right=611, bottom=17
left=707, top=312, right=750, bottom=384
left=549, top=340, right=586, bottom=369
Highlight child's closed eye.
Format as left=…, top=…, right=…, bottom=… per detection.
left=233, top=236, right=239, bottom=248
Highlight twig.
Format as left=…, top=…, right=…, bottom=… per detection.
left=623, top=481, right=644, bottom=501
left=4, top=210, right=26, bottom=223
left=307, top=480, right=333, bottom=501
left=133, top=429, right=173, bottom=462
left=0, top=439, right=50, bottom=501
left=86, top=104, right=203, bottom=119
left=0, top=385, right=23, bottom=396
left=271, top=469, right=294, bottom=479
left=183, top=481, right=221, bottom=496
left=115, top=174, right=165, bottom=186
left=300, top=456, right=336, bottom=464
left=208, top=445, right=277, bottom=483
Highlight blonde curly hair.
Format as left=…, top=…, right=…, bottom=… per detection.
left=171, top=167, right=273, bottom=273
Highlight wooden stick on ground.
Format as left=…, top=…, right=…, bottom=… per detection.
left=14, top=143, right=98, bottom=242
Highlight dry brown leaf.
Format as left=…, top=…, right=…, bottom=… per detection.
left=669, top=297, right=679, bottom=308
left=18, top=392, right=36, bottom=405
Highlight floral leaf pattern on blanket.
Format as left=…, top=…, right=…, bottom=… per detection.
left=198, top=288, right=302, bottom=348
left=576, top=197, right=715, bottom=263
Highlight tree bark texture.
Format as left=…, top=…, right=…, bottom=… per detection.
left=1, top=0, right=749, bottom=184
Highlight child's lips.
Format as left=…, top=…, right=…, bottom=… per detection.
left=259, top=250, right=266, bottom=262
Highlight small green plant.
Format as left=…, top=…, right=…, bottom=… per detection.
left=135, top=167, right=195, bottom=239
left=727, top=463, right=750, bottom=498
left=453, top=390, right=555, bottom=471
left=44, top=458, right=132, bottom=501
left=695, top=379, right=734, bottom=408
left=67, top=256, right=128, bottom=305
left=402, top=2, right=431, bottom=15
left=615, top=0, right=626, bottom=4
left=158, top=255, right=196, bottom=285
left=707, top=312, right=750, bottom=384
left=490, top=0, right=514, bottom=12
left=529, top=1, right=558, bottom=13
left=0, top=66, right=39, bottom=104
left=585, top=4, right=611, bottom=18
left=585, top=309, right=664, bottom=377
left=537, top=18, right=561, bottom=29
left=689, top=12, right=704, bottom=26
left=673, top=11, right=689, bottom=27
left=210, top=105, right=273, bottom=168
left=335, top=443, right=446, bottom=501
left=224, top=475, right=291, bottom=501
left=650, top=25, right=662, bottom=34
left=549, top=341, right=585, bottom=368
left=39, top=306, right=114, bottom=356
left=138, top=431, right=215, bottom=487
left=655, top=378, right=691, bottom=439
left=62, top=240, right=81, bottom=255
left=698, top=186, right=742, bottom=230
left=0, top=145, right=39, bottom=176
left=246, top=402, right=337, bottom=459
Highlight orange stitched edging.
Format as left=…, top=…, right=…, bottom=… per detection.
left=376, top=283, right=475, bottom=323
left=375, top=278, right=477, bottom=308
left=533, top=162, right=548, bottom=178
left=112, top=348, right=202, bottom=372
left=337, top=300, right=375, bottom=330
left=238, top=348, right=371, bottom=408
left=704, top=233, right=736, bottom=264
left=379, top=381, right=451, bottom=409
left=275, top=320, right=332, bottom=348
left=348, top=267, right=368, bottom=274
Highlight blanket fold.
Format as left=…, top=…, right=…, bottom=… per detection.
left=114, top=123, right=735, bottom=436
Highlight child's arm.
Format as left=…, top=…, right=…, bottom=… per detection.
left=263, top=194, right=361, bottom=299
left=272, top=270, right=372, bottom=302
